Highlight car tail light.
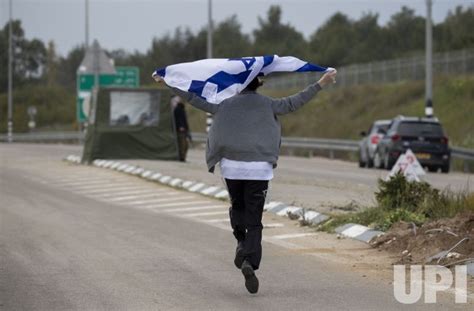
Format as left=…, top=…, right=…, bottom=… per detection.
left=391, top=134, right=401, bottom=142
left=370, top=135, right=380, bottom=145
left=441, top=136, right=449, bottom=144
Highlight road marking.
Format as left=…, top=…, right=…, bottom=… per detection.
left=205, top=218, right=230, bottom=223
left=163, top=205, right=225, bottom=212
left=264, top=223, right=284, bottom=228
left=184, top=211, right=229, bottom=217
left=117, top=193, right=188, bottom=205
left=269, top=233, right=318, bottom=240
left=121, top=196, right=195, bottom=206
left=143, top=201, right=210, bottom=209
left=86, top=189, right=158, bottom=198
left=108, top=192, right=187, bottom=202
left=79, top=186, right=154, bottom=195
left=50, top=179, right=126, bottom=187
left=64, top=182, right=138, bottom=191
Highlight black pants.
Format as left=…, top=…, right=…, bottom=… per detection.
left=225, top=179, right=269, bottom=270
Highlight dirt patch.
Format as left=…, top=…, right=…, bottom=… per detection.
left=370, top=212, right=474, bottom=265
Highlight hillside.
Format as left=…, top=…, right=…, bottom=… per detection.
left=1, top=76, right=473, bottom=149
left=187, top=75, right=474, bottom=148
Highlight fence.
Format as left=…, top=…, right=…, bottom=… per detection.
left=263, top=49, right=474, bottom=90
left=2, top=131, right=472, bottom=171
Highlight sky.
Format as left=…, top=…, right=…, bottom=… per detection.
left=1, top=0, right=472, bottom=56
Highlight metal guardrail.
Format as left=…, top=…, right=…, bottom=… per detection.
left=1, top=131, right=473, bottom=162
left=0, top=131, right=84, bottom=143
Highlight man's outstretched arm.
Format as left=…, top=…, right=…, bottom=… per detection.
left=271, top=69, right=337, bottom=115
left=153, top=75, right=218, bottom=114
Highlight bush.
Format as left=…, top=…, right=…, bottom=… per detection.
left=319, top=173, right=473, bottom=232
left=375, top=172, right=440, bottom=212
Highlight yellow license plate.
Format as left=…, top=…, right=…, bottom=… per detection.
left=416, top=153, right=431, bottom=159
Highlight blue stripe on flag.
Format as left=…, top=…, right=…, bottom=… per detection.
left=155, top=67, right=166, bottom=77
left=262, top=55, right=274, bottom=69
left=296, top=63, right=327, bottom=72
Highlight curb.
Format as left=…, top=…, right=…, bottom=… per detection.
left=63, top=155, right=382, bottom=244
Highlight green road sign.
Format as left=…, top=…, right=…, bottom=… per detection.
left=76, top=66, right=140, bottom=122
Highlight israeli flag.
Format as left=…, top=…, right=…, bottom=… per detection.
left=152, top=55, right=331, bottom=104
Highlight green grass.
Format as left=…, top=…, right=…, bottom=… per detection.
left=187, top=75, right=474, bottom=148
left=318, top=173, right=474, bottom=233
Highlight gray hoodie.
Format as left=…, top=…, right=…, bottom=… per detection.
left=172, top=83, right=322, bottom=172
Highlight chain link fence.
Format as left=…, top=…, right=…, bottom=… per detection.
left=263, top=49, right=474, bottom=90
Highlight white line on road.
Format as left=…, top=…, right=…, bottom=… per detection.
left=163, top=205, right=225, bottom=213
left=49, top=178, right=126, bottom=187
left=120, top=196, right=195, bottom=206
left=205, top=218, right=230, bottom=223
left=85, top=188, right=157, bottom=197
left=78, top=186, right=155, bottom=195
left=264, top=223, right=285, bottom=228
left=108, top=192, right=188, bottom=202
left=143, top=201, right=211, bottom=209
left=184, top=211, right=229, bottom=217
left=269, top=233, right=318, bottom=240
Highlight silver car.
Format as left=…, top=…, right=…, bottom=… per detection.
left=358, top=120, right=391, bottom=168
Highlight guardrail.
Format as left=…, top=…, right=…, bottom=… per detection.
left=0, top=131, right=84, bottom=143
left=2, top=131, right=473, bottom=163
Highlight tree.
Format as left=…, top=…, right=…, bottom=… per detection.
left=213, top=15, right=251, bottom=58
left=435, top=6, right=474, bottom=51
left=0, top=20, right=46, bottom=92
left=45, top=41, right=58, bottom=86
left=385, top=6, right=425, bottom=57
left=56, top=45, right=85, bottom=90
left=347, top=13, right=388, bottom=63
left=253, top=5, right=308, bottom=58
left=309, top=13, right=355, bottom=66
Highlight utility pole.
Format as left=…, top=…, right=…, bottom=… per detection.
left=85, top=0, right=89, bottom=48
left=7, top=0, right=13, bottom=142
left=425, top=0, right=433, bottom=117
left=206, top=0, right=213, bottom=133
left=207, top=0, right=213, bottom=59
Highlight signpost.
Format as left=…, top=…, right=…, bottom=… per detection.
left=76, top=66, right=140, bottom=122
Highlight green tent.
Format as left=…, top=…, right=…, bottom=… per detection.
left=82, top=87, right=179, bottom=163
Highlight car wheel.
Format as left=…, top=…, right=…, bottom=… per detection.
left=441, top=164, right=450, bottom=174
left=374, top=151, right=384, bottom=169
left=427, top=166, right=438, bottom=173
left=367, top=157, right=374, bottom=168
left=358, top=150, right=366, bottom=168
left=384, top=153, right=394, bottom=170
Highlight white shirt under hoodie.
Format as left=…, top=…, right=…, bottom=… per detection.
left=219, top=158, right=273, bottom=181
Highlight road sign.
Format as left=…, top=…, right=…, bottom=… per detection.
left=388, top=149, right=426, bottom=182
left=76, top=66, right=140, bottom=122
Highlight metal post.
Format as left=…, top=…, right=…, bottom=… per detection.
left=92, top=40, right=100, bottom=130
left=207, top=0, right=213, bottom=59
left=85, top=0, right=89, bottom=48
left=7, top=0, right=13, bottom=143
left=206, top=0, right=213, bottom=133
left=425, top=0, right=433, bottom=117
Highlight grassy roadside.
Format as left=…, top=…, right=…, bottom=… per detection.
left=187, top=75, right=474, bottom=148
left=318, top=172, right=474, bottom=233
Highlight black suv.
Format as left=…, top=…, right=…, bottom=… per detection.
left=374, top=116, right=451, bottom=173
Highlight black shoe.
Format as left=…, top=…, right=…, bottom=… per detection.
left=241, top=260, right=259, bottom=294
left=234, top=242, right=244, bottom=269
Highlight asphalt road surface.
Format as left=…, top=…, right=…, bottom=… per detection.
left=1, top=144, right=472, bottom=310
left=125, top=148, right=474, bottom=213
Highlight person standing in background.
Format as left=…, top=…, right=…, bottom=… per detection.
left=172, top=95, right=190, bottom=162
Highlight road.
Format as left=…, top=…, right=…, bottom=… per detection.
left=125, top=148, right=473, bottom=214
left=1, top=143, right=472, bottom=310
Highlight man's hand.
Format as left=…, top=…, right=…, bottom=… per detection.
left=152, top=73, right=163, bottom=83
left=317, top=69, right=337, bottom=88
